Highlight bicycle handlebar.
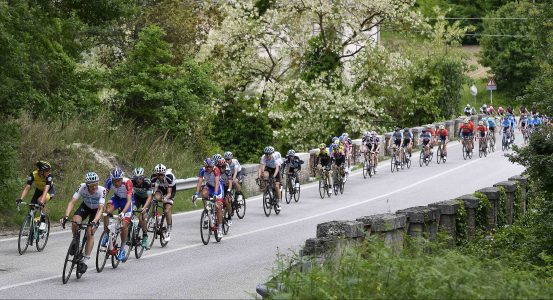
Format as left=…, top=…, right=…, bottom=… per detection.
left=16, top=201, right=43, bottom=212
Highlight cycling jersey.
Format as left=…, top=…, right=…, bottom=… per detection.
left=317, top=150, right=332, bottom=167
left=227, top=158, right=242, bottom=175
left=392, top=131, right=403, bottom=141
left=105, top=177, right=133, bottom=199
left=420, top=132, right=431, bottom=145
left=330, top=144, right=345, bottom=158
left=486, top=117, right=496, bottom=128
left=283, top=156, right=303, bottom=172
left=260, top=152, right=283, bottom=169
left=198, top=167, right=220, bottom=188
left=436, top=129, right=448, bottom=140
left=476, top=125, right=488, bottom=137
left=460, top=124, right=473, bottom=133
left=26, top=170, right=53, bottom=192
left=131, top=177, right=153, bottom=199
left=151, top=170, right=176, bottom=202
left=501, top=118, right=511, bottom=128
left=72, top=183, right=107, bottom=209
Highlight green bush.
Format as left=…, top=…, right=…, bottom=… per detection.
left=473, top=192, right=491, bottom=232
left=269, top=238, right=553, bottom=299
left=497, top=186, right=507, bottom=226
left=0, top=122, right=23, bottom=228
left=455, top=200, right=467, bottom=244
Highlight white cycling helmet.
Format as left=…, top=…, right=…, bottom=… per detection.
left=154, top=163, right=166, bottom=174
left=85, top=172, right=99, bottom=184
left=133, top=167, right=145, bottom=178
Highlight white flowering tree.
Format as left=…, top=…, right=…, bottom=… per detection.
left=198, top=0, right=426, bottom=149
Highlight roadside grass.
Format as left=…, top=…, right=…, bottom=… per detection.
left=11, top=113, right=201, bottom=227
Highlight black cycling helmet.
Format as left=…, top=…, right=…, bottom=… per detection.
left=36, top=161, right=51, bottom=171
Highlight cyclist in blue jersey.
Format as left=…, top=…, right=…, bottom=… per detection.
left=193, top=158, right=225, bottom=238
left=501, top=116, right=513, bottom=145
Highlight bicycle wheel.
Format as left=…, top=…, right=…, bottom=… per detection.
left=339, top=179, right=344, bottom=194
left=123, top=226, right=134, bottom=262
left=436, top=147, right=442, bottom=164
left=111, top=233, right=121, bottom=269
left=318, top=178, right=325, bottom=199
left=223, top=217, right=229, bottom=235
left=147, top=214, right=156, bottom=249
left=96, top=231, right=109, bottom=272
left=333, top=177, right=339, bottom=195
left=419, top=151, right=424, bottom=167
left=390, top=155, right=396, bottom=173
left=294, top=181, right=300, bottom=202
left=34, top=214, right=50, bottom=252
left=17, top=214, right=32, bottom=255
left=135, top=226, right=145, bottom=259
left=158, top=214, right=169, bottom=248
left=62, top=239, right=77, bottom=284
left=406, top=154, right=411, bottom=169
left=200, top=209, right=211, bottom=245
left=462, top=144, right=467, bottom=160
left=362, top=159, right=368, bottom=179
left=263, top=190, right=272, bottom=217
left=235, top=195, right=246, bottom=219
left=284, top=177, right=292, bottom=204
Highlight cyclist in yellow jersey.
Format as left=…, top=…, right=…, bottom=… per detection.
left=16, top=161, right=55, bottom=224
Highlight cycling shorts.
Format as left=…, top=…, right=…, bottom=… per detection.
left=438, top=135, right=447, bottom=141
left=203, top=182, right=224, bottom=199
left=401, top=138, right=411, bottom=147
left=334, top=155, right=345, bottom=166
left=489, top=126, right=495, bottom=133
left=134, top=195, right=148, bottom=210
left=422, top=139, right=430, bottom=146
left=75, top=202, right=99, bottom=223
left=109, top=194, right=133, bottom=217
left=393, top=139, right=401, bottom=147
left=155, top=186, right=176, bottom=205
left=478, top=131, right=486, bottom=138
left=461, top=132, right=473, bottom=139
left=31, top=187, right=55, bottom=204
left=265, top=166, right=282, bottom=183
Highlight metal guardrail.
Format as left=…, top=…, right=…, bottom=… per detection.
left=174, top=178, right=198, bottom=191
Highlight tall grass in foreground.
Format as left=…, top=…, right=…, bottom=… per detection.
left=9, top=113, right=202, bottom=226
left=269, top=238, right=553, bottom=299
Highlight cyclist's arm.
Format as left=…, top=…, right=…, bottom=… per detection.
left=19, top=184, right=31, bottom=200
left=274, top=163, right=280, bottom=178
left=39, top=184, right=51, bottom=205
left=258, top=162, right=265, bottom=178
left=122, top=180, right=133, bottom=214
left=64, top=197, right=78, bottom=217
left=92, top=204, right=105, bottom=225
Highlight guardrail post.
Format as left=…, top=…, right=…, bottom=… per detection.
left=302, top=220, right=365, bottom=257
left=428, top=200, right=459, bottom=245
left=412, top=127, right=423, bottom=148
left=396, top=206, right=440, bottom=240
left=445, top=120, right=454, bottom=139
left=384, top=133, right=392, bottom=156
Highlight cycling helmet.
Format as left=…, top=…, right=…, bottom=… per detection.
left=364, top=131, right=370, bottom=136
left=36, top=160, right=51, bottom=171
left=111, top=167, right=124, bottom=179
left=154, top=163, right=167, bottom=174
left=331, top=137, right=339, bottom=143
left=132, top=167, right=145, bottom=178
left=287, top=149, right=296, bottom=156
left=223, top=151, right=233, bottom=160
left=342, top=133, right=348, bottom=138
left=371, top=131, right=377, bottom=137
left=85, top=172, right=99, bottom=184
left=333, top=139, right=340, bottom=146
left=203, top=158, right=214, bottom=167
left=466, top=104, right=471, bottom=108
left=478, top=121, right=484, bottom=125
left=422, top=128, right=427, bottom=133
left=439, top=125, right=445, bottom=130
left=212, top=153, right=222, bottom=162
left=217, top=158, right=226, bottom=166
left=395, top=127, right=401, bottom=131
left=263, top=146, right=275, bottom=155
left=404, top=128, right=410, bottom=132
left=498, top=106, right=504, bottom=112
left=319, top=143, right=326, bottom=149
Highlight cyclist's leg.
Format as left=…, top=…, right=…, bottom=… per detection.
left=104, top=196, right=117, bottom=232
left=223, top=184, right=232, bottom=218
left=135, top=196, right=149, bottom=233
left=84, top=209, right=98, bottom=258
left=163, top=189, right=175, bottom=232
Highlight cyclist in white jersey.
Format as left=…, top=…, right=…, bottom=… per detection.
left=61, top=172, right=106, bottom=274
left=258, top=146, right=283, bottom=211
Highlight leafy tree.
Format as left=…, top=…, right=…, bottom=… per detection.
left=112, top=25, right=220, bottom=139
left=479, top=2, right=540, bottom=98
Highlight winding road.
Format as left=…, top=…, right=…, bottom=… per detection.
left=0, top=132, right=525, bottom=299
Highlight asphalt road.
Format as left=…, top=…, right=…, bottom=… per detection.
left=0, top=132, right=525, bottom=299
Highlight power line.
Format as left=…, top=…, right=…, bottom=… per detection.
left=430, top=17, right=534, bottom=20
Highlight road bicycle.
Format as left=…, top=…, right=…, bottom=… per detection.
left=522, top=127, right=529, bottom=144
left=284, top=170, right=301, bottom=204
left=488, top=129, right=496, bottom=153
left=435, top=140, right=446, bottom=164
left=390, top=145, right=401, bottom=173
left=362, top=150, right=376, bottom=178
left=199, top=196, right=229, bottom=245
left=478, top=136, right=488, bottom=158
left=400, top=146, right=411, bottom=169
left=96, top=213, right=123, bottom=272
left=502, top=130, right=512, bottom=151
left=123, top=208, right=147, bottom=261
left=333, top=164, right=345, bottom=196
left=224, top=182, right=246, bottom=220
left=146, top=199, right=169, bottom=249
left=462, top=136, right=473, bottom=160
left=259, top=176, right=281, bottom=217
left=318, top=165, right=332, bottom=199
left=419, top=144, right=432, bottom=167
left=62, top=221, right=94, bottom=284
left=16, top=201, right=50, bottom=255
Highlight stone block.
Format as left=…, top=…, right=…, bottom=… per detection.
left=457, top=194, right=480, bottom=209
left=494, top=181, right=517, bottom=224
left=478, top=187, right=499, bottom=200
left=429, top=199, right=460, bottom=215
left=316, top=220, right=365, bottom=239
left=302, top=236, right=338, bottom=256
left=494, top=181, right=516, bottom=193
left=396, top=206, right=439, bottom=224
left=357, top=213, right=406, bottom=232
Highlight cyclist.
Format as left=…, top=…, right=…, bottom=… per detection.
left=535, top=113, right=543, bottom=127
left=464, top=104, right=472, bottom=116
left=519, top=113, right=528, bottom=134
left=501, top=115, right=513, bottom=145
left=527, top=114, right=535, bottom=133
left=435, top=125, right=449, bottom=159
left=427, top=125, right=436, bottom=153
left=193, top=158, right=225, bottom=238
left=223, top=151, right=245, bottom=202
left=151, top=163, right=176, bottom=241
left=61, top=172, right=106, bottom=274
left=369, top=131, right=381, bottom=171
left=103, top=167, right=133, bottom=261
left=498, top=106, right=505, bottom=117
left=330, top=139, right=346, bottom=185
left=418, top=128, right=432, bottom=160
left=258, top=146, right=283, bottom=211
left=480, top=104, right=488, bottom=114
left=283, top=149, right=304, bottom=192
left=487, top=105, right=496, bottom=116
left=315, top=143, right=333, bottom=176
left=389, top=127, right=403, bottom=154
left=476, top=121, right=488, bottom=151
left=130, top=167, right=152, bottom=248
left=485, top=113, right=497, bottom=141
left=508, top=113, right=517, bottom=141
left=459, top=118, right=475, bottom=152
left=402, top=128, right=413, bottom=158
left=213, top=155, right=233, bottom=225
left=520, top=106, right=527, bottom=115
left=17, top=161, right=55, bottom=230
left=340, top=133, right=352, bottom=175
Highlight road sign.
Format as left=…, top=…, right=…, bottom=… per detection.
left=486, top=78, right=497, bottom=91
left=470, top=84, right=478, bottom=96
